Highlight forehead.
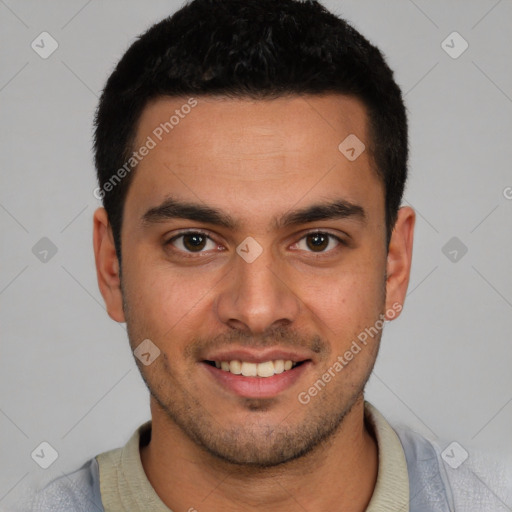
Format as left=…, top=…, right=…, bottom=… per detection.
left=124, top=94, right=383, bottom=228
left=136, top=94, right=369, bottom=157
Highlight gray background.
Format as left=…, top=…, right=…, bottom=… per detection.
left=1, top=0, right=511, bottom=509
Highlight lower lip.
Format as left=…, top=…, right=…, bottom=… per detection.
left=202, top=362, right=311, bottom=399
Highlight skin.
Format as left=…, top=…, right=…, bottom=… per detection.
left=93, top=94, right=415, bottom=511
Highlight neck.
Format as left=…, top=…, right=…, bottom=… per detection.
left=140, top=395, right=378, bottom=512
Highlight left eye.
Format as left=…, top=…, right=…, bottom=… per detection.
left=293, top=232, right=342, bottom=253
left=167, top=232, right=218, bottom=253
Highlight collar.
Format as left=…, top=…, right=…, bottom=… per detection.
left=364, top=401, right=409, bottom=511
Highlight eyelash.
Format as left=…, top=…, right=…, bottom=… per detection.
left=164, top=230, right=346, bottom=258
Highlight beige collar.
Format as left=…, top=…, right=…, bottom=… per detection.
left=96, top=401, right=409, bottom=511
left=364, top=401, right=409, bottom=511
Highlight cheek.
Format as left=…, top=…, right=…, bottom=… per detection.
left=297, top=267, right=386, bottom=380
left=301, top=266, right=385, bottom=329
left=124, top=259, right=218, bottom=338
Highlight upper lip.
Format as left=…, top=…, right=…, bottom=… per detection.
left=201, top=348, right=314, bottom=364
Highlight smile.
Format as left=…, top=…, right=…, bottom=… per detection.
left=202, top=358, right=311, bottom=399
left=205, top=359, right=302, bottom=377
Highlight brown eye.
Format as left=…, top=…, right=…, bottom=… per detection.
left=293, top=232, right=342, bottom=254
left=167, top=232, right=217, bottom=253
left=182, top=233, right=207, bottom=251
left=306, top=233, right=329, bottom=252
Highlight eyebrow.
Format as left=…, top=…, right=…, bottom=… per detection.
left=141, top=196, right=366, bottom=230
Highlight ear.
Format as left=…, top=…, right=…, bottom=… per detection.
left=93, top=207, right=126, bottom=323
left=384, top=206, right=415, bottom=319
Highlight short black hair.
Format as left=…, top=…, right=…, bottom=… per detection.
left=94, top=0, right=408, bottom=265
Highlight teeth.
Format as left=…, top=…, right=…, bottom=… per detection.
left=212, top=359, right=298, bottom=377
left=273, top=360, right=285, bottom=374
left=241, top=362, right=258, bottom=377
left=257, top=361, right=275, bottom=377
left=229, top=360, right=242, bottom=374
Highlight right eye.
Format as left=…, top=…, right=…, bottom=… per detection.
left=165, top=231, right=220, bottom=255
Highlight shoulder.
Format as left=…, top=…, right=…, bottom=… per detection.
left=29, top=457, right=104, bottom=512
left=393, top=425, right=512, bottom=511
left=394, top=426, right=454, bottom=511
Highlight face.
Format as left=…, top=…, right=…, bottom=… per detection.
left=94, top=94, right=414, bottom=467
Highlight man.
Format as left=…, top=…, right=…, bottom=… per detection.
left=30, top=0, right=510, bottom=510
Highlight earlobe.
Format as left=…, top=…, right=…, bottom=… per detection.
left=384, top=206, right=415, bottom=319
left=93, top=207, right=126, bottom=323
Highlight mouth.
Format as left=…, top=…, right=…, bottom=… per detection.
left=203, top=359, right=306, bottom=377
left=200, top=355, right=312, bottom=399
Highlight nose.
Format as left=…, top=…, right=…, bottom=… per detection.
left=214, top=243, right=301, bottom=335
